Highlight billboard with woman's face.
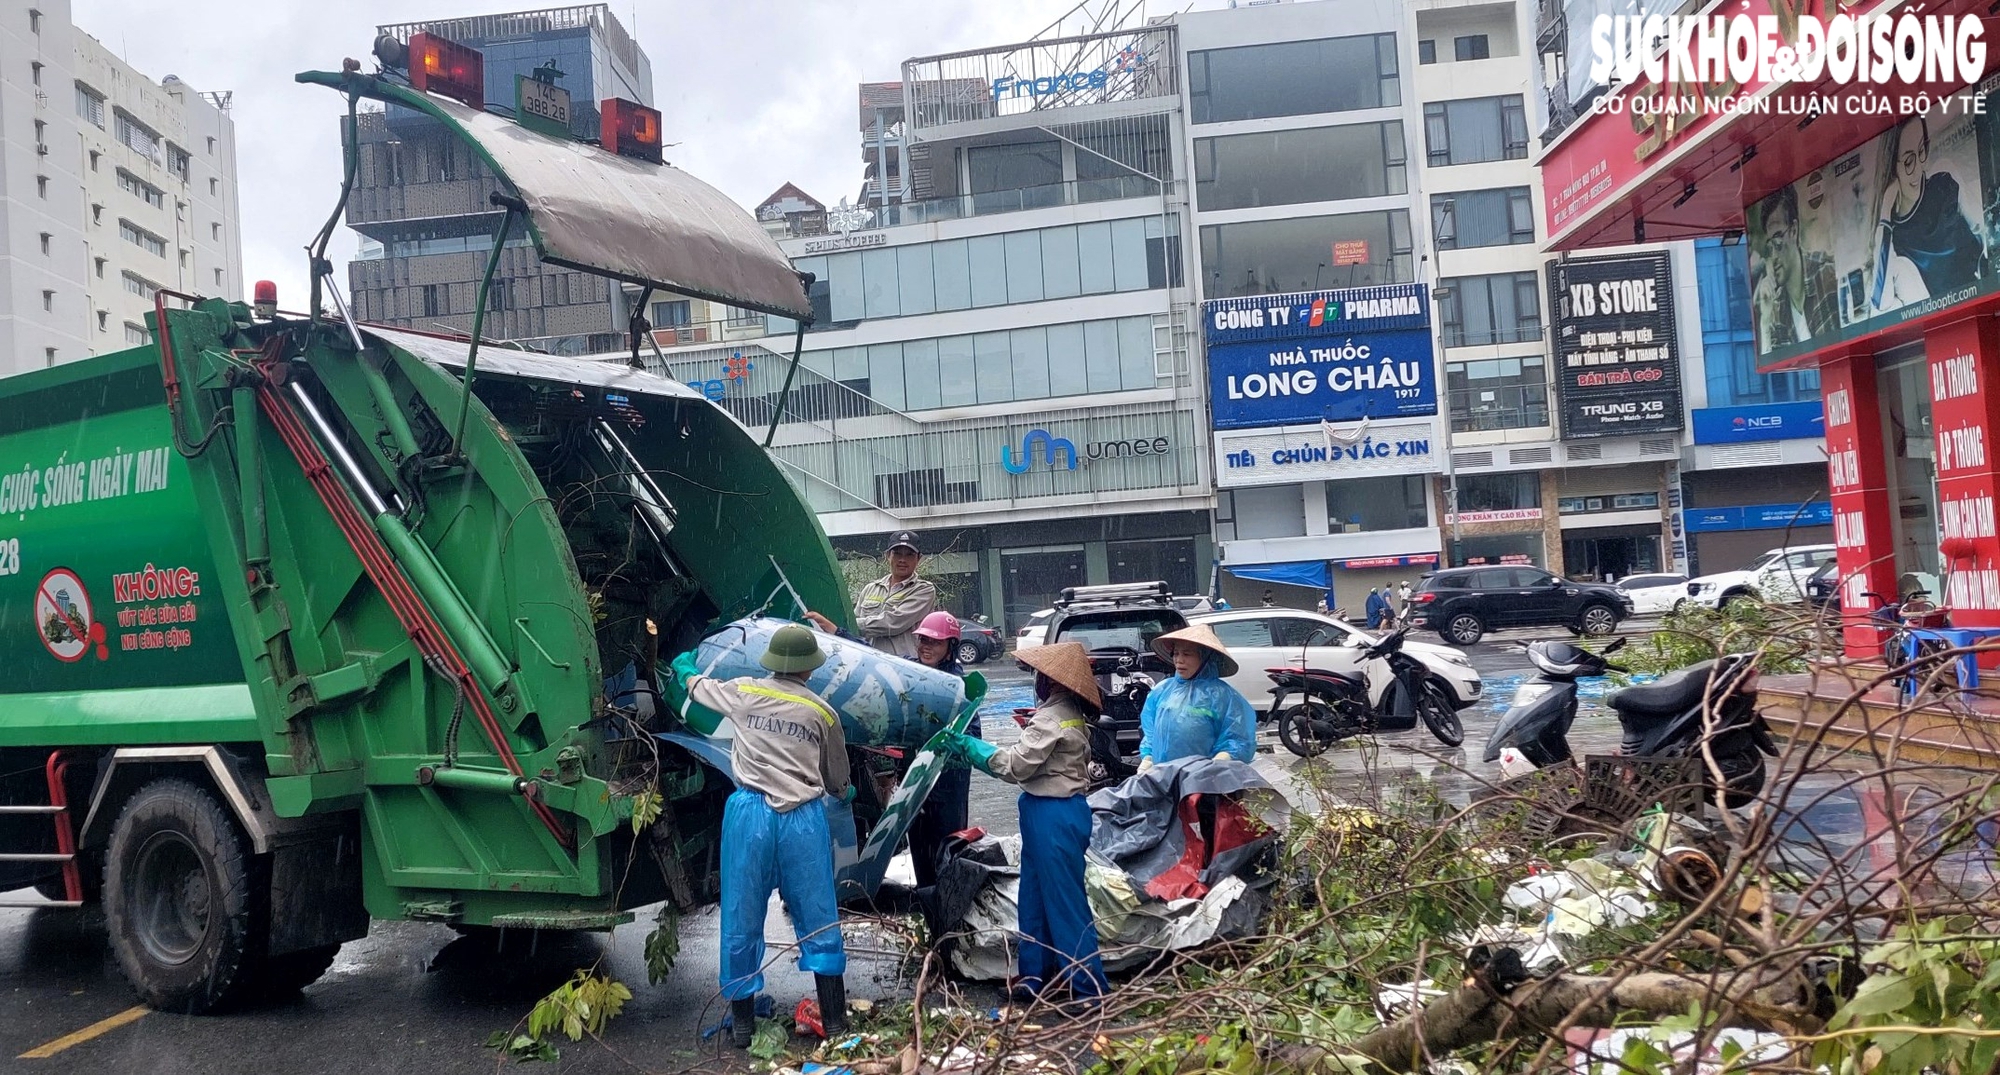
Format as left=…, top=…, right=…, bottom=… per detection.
left=1750, top=82, right=2000, bottom=369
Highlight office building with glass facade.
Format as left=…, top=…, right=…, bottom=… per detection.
left=619, top=26, right=1209, bottom=632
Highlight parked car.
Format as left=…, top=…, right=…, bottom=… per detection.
left=1616, top=572, right=1689, bottom=615
left=1172, top=595, right=1216, bottom=616
left=955, top=619, right=1005, bottom=664
left=1682, top=544, right=1837, bottom=609
left=1015, top=608, right=1054, bottom=648
left=1804, top=559, right=1841, bottom=610
left=1042, top=582, right=1187, bottom=781
left=1408, top=566, right=1633, bottom=646
left=1193, top=608, right=1482, bottom=714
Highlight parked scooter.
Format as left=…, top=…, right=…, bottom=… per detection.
left=1482, top=638, right=1627, bottom=769
left=1267, top=626, right=1464, bottom=757
left=1484, top=639, right=1780, bottom=807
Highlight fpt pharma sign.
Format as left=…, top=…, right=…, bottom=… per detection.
left=1204, top=285, right=1438, bottom=431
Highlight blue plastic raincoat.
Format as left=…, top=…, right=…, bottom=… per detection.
left=1137, top=657, right=1257, bottom=763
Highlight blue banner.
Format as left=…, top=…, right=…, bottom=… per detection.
left=1204, top=284, right=1438, bottom=431
left=1683, top=501, right=1834, bottom=533
left=1690, top=401, right=1825, bottom=445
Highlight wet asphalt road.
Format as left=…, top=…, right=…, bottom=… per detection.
left=0, top=626, right=1693, bottom=1073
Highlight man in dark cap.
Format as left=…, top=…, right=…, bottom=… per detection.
left=809, top=531, right=938, bottom=658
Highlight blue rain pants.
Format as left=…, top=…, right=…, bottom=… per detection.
left=719, top=788, right=845, bottom=1001
left=1015, top=792, right=1108, bottom=998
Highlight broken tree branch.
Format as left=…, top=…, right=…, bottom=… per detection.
left=1255, top=968, right=1819, bottom=1074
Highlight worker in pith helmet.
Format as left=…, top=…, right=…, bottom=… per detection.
left=665, top=624, right=854, bottom=1047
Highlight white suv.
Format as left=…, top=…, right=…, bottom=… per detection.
left=1682, top=545, right=1837, bottom=610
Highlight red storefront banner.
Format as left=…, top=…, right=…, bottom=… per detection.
left=1541, top=0, right=1899, bottom=248
left=1927, top=317, right=2000, bottom=625
left=1820, top=353, right=1899, bottom=656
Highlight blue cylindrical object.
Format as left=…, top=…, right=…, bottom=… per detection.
left=694, top=617, right=966, bottom=747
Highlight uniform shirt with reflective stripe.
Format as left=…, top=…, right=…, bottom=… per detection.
left=686, top=672, right=851, bottom=812
left=987, top=694, right=1093, bottom=799
left=852, top=574, right=938, bottom=658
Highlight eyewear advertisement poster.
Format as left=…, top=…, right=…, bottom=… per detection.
left=1549, top=251, right=1684, bottom=438
left=1750, top=78, right=2000, bottom=368
left=1203, top=283, right=1438, bottom=430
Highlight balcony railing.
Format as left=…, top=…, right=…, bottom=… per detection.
left=1449, top=384, right=1554, bottom=433
left=819, top=174, right=1162, bottom=237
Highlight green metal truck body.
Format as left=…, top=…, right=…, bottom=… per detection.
left=0, top=60, right=928, bottom=1014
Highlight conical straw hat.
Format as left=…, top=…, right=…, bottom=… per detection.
left=1015, top=642, right=1102, bottom=709
left=1150, top=621, right=1239, bottom=677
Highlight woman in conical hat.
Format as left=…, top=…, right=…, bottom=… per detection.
left=938, top=642, right=1109, bottom=1009
left=1136, top=622, right=1256, bottom=771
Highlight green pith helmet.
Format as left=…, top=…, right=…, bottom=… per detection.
left=761, top=623, right=826, bottom=674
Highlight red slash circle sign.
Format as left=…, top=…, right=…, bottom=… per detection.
left=36, top=568, right=106, bottom=663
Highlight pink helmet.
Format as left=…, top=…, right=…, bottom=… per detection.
left=914, top=610, right=961, bottom=641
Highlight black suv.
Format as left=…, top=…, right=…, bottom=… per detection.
left=1409, top=566, right=1632, bottom=645
left=1040, top=581, right=1187, bottom=783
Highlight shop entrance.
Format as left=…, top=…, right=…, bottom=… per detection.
left=1001, top=545, right=1086, bottom=629
left=1877, top=347, right=1941, bottom=590
left=1562, top=528, right=1662, bottom=582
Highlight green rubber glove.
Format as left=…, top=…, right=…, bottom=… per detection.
left=665, top=650, right=724, bottom=736
left=836, top=784, right=856, bottom=805
left=952, top=732, right=998, bottom=775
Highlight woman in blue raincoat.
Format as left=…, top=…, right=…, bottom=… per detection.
left=1135, top=622, right=1257, bottom=771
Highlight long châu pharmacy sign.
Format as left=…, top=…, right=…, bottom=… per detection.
left=1203, top=284, right=1438, bottom=430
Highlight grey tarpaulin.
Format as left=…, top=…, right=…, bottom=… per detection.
left=1088, top=757, right=1292, bottom=889
left=297, top=68, right=816, bottom=322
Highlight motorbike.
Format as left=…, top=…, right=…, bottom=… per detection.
left=1267, top=626, right=1464, bottom=757
left=1484, top=639, right=1780, bottom=807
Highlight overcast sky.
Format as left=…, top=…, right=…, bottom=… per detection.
left=71, top=0, right=1176, bottom=309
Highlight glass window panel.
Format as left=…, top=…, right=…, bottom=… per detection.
left=1194, top=122, right=1405, bottom=211
left=968, top=141, right=1061, bottom=214
left=1425, top=96, right=1529, bottom=166
left=1077, top=221, right=1115, bottom=294
left=868, top=343, right=905, bottom=410
left=803, top=350, right=835, bottom=377
left=1189, top=34, right=1399, bottom=123
left=974, top=331, right=1013, bottom=404
left=937, top=335, right=977, bottom=406
left=1433, top=187, right=1535, bottom=250
left=896, top=244, right=935, bottom=315
left=1198, top=210, right=1414, bottom=297
left=1084, top=320, right=1121, bottom=393
left=861, top=247, right=899, bottom=319
left=932, top=238, right=970, bottom=311
left=903, top=339, right=942, bottom=410
left=833, top=346, right=867, bottom=380
left=1047, top=323, right=1087, bottom=396
left=1040, top=225, right=1081, bottom=299
left=1004, top=231, right=1043, bottom=303
left=1110, top=218, right=1150, bottom=292
left=968, top=235, right=1007, bottom=307
left=1010, top=327, right=1051, bottom=399
left=1117, top=316, right=1155, bottom=390
left=827, top=252, right=864, bottom=322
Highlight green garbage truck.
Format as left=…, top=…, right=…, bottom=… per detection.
left=0, top=45, right=963, bottom=1014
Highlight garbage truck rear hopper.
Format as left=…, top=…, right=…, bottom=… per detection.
left=0, top=51, right=969, bottom=1015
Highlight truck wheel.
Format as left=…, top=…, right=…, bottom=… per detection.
left=104, top=778, right=263, bottom=1014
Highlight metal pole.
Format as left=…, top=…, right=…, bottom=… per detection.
left=1429, top=202, right=1462, bottom=567
left=763, top=315, right=811, bottom=448
left=451, top=205, right=519, bottom=458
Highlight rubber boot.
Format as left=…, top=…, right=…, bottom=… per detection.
left=730, top=997, right=756, bottom=1048
left=815, top=974, right=850, bottom=1038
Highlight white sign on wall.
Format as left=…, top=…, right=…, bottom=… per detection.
left=1214, top=418, right=1440, bottom=489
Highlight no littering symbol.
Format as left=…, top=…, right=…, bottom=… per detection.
left=36, top=567, right=107, bottom=663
